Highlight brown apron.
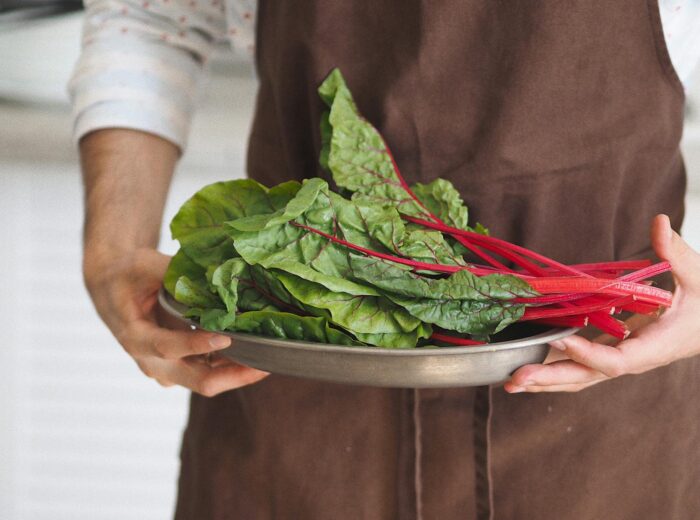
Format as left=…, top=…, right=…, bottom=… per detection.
left=175, top=1, right=700, bottom=518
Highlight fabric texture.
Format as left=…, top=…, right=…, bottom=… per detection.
left=174, top=1, right=699, bottom=519
left=68, top=0, right=700, bottom=150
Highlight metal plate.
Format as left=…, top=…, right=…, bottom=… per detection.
left=157, top=289, right=577, bottom=388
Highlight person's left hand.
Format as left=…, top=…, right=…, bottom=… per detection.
left=504, top=214, right=700, bottom=393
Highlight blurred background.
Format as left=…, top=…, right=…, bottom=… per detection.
left=1, top=6, right=699, bottom=520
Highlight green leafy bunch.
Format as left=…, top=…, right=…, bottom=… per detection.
left=163, top=69, right=535, bottom=348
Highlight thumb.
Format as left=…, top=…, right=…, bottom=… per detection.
left=651, top=214, right=700, bottom=285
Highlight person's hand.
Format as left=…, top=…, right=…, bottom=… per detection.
left=505, top=214, right=700, bottom=393
left=84, top=247, right=269, bottom=396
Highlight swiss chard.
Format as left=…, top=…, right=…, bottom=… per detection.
left=171, top=179, right=300, bottom=268
left=162, top=68, right=673, bottom=346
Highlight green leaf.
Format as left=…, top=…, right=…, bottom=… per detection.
left=348, top=254, right=536, bottom=301
left=227, top=178, right=326, bottom=232
left=210, top=258, right=244, bottom=313
left=319, top=111, right=332, bottom=171
left=347, top=204, right=464, bottom=266
left=227, top=178, right=466, bottom=301
left=164, top=249, right=206, bottom=297
left=388, top=296, right=524, bottom=335
left=227, top=180, right=383, bottom=296
left=473, top=222, right=490, bottom=236
left=174, top=275, right=237, bottom=331
left=211, top=258, right=298, bottom=314
left=348, top=254, right=535, bottom=335
left=411, top=178, right=490, bottom=235
left=231, top=311, right=363, bottom=346
left=185, top=308, right=238, bottom=331
left=200, top=256, right=430, bottom=347
left=170, top=179, right=300, bottom=267
left=353, top=323, right=433, bottom=349
left=318, top=69, right=429, bottom=218
left=411, top=179, right=470, bottom=230
left=318, top=70, right=488, bottom=241
left=174, top=276, right=222, bottom=309
left=272, top=271, right=430, bottom=347
left=398, top=226, right=466, bottom=266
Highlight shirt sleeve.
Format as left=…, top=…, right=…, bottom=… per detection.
left=659, top=0, right=700, bottom=89
left=68, top=0, right=227, bottom=150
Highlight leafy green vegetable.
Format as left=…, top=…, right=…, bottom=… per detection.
left=164, top=172, right=529, bottom=344
left=210, top=258, right=285, bottom=314
left=348, top=254, right=534, bottom=335
left=174, top=276, right=222, bottom=309
left=160, top=67, right=671, bottom=348
left=174, top=276, right=236, bottom=331
left=318, top=69, right=429, bottom=218
left=319, top=69, right=489, bottom=236
left=162, top=68, right=544, bottom=347
left=411, top=179, right=470, bottom=230
left=232, top=311, right=362, bottom=346
left=389, top=297, right=524, bottom=335
left=164, top=249, right=206, bottom=296
left=170, top=179, right=300, bottom=267
left=348, top=254, right=536, bottom=301
left=273, top=274, right=414, bottom=334
left=227, top=178, right=464, bottom=299
left=226, top=179, right=387, bottom=296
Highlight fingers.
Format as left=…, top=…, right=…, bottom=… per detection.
left=651, top=214, right=700, bottom=286
left=506, top=333, right=655, bottom=393
left=189, top=351, right=234, bottom=368
left=548, top=335, right=629, bottom=377
left=543, top=346, right=569, bottom=364
left=508, top=358, right=606, bottom=390
left=553, top=332, right=673, bottom=376
left=505, top=380, right=601, bottom=393
left=506, top=335, right=631, bottom=394
left=502, top=215, right=700, bottom=395
left=124, top=318, right=232, bottom=359
left=139, top=356, right=270, bottom=397
left=177, top=358, right=270, bottom=397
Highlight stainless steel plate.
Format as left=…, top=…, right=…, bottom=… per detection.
left=157, top=289, right=577, bottom=388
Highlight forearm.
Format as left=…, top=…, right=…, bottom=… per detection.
left=79, top=129, right=179, bottom=280
left=77, top=128, right=264, bottom=394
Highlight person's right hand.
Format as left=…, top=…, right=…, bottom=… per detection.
left=84, top=247, right=270, bottom=396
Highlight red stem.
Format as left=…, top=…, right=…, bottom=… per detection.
left=467, top=238, right=551, bottom=276
left=404, top=216, right=589, bottom=276
left=430, top=332, right=485, bottom=346
left=292, top=222, right=671, bottom=306
left=532, top=316, right=589, bottom=328
left=521, top=296, right=632, bottom=321
left=587, top=313, right=630, bottom=338
left=367, top=141, right=660, bottom=338
left=618, top=301, right=662, bottom=315
left=291, top=222, right=463, bottom=273
left=452, top=235, right=514, bottom=271
left=618, top=261, right=671, bottom=282
left=537, top=260, right=652, bottom=273
left=526, top=277, right=672, bottom=306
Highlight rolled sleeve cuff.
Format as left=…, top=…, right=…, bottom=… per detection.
left=72, top=99, right=190, bottom=149
left=69, top=37, right=206, bottom=150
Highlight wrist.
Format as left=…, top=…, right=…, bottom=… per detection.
left=79, top=128, right=178, bottom=289
left=82, top=245, right=147, bottom=292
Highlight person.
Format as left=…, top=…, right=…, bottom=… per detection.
left=70, top=1, right=700, bottom=518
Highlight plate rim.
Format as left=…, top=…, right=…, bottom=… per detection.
left=158, top=288, right=578, bottom=357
